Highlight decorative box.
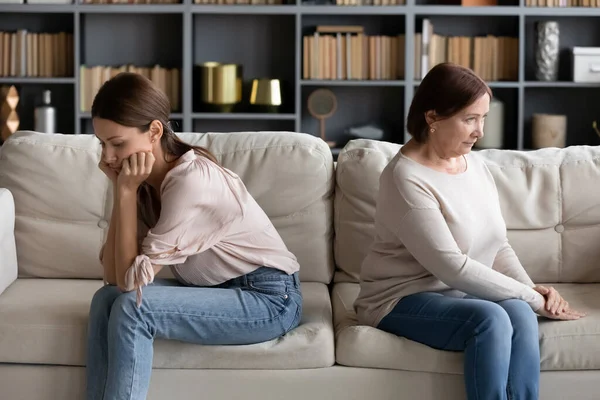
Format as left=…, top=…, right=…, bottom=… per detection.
left=572, top=47, right=600, bottom=83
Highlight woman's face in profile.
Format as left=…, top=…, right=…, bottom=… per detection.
left=93, top=117, right=153, bottom=174
left=429, top=93, right=490, bottom=157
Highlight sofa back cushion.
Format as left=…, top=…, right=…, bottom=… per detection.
left=0, top=188, right=18, bottom=295
left=334, top=139, right=600, bottom=284
left=0, top=130, right=335, bottom=283
left=334, top=139, right=401, bottom=282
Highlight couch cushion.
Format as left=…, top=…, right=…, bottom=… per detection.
left=334, top=139, right=600, bottom=284
left=0, top=133, right=110, bottom=280
left=479, top=146, right=600, bottom=283
left=0, top=189, right=18, bottom=296
left=333, top=139, right=400, bottom=282
left=0, top=130, right=334, bottom=284
left=333, top=282, right=600, bottom=372
left=332, top=282, right=462, bottom=374
left=0, top=279, right=334, bottom=369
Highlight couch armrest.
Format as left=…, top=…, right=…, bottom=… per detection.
left=0, top=188, right=18, bottom=295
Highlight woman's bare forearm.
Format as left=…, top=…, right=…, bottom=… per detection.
left=101, top=190, right=119, bottom=285
left=114, top=186, right=139, bottom=290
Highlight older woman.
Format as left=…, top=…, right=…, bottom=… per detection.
left=354, top=62, right=585, bottom=400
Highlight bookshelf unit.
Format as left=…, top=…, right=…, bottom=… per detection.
left=2, top=1, right=600, bottom=152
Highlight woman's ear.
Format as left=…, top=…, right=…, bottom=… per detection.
left=424, top=110, right=437, bottom=127
left=149, top=120, right=163, bottom=143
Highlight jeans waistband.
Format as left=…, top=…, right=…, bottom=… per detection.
left=228, top=266, right=300, bottom=288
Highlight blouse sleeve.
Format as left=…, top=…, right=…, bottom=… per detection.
left=124, top=158, right=244, bottom=306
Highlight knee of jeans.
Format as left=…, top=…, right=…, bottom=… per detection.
left=503, top=299, right=539, bottom=331
left=90, top=284, right=122, bottom=313
left=505, top=299, right=537, bottom=317
left=476, top=302, right=513, bottom=338
left=110, top=290, right=139, bottom=317
left=105, top=292, right=144, bottom=338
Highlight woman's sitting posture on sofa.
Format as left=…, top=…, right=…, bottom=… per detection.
left=88, top=72, right=303, bottom=400
left=354, top=63, right=585, bottom=400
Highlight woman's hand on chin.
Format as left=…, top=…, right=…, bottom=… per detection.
left=117, top=151, right=155, bottom=193
left=98, top=160, right=119, bottom=184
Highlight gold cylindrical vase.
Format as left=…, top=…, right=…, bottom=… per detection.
left=249, top=78, right=282, bottom=113
left=198, top=62, right=242, bottom=112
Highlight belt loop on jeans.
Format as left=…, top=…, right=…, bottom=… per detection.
left=293, top=272, right=300, bottom=287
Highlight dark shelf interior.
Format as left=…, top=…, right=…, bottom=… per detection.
left=9, top=83, right=75, bottom=134
left=524, top=87, right=600, bottom=149
left=192, top=14, right=295, bottom=114
left=415, top=14, right=518, bottom=38
left=80, top=13, right=183, bottom=68
left=0, top=12, right=73, bottom=33
left=301, top=85, right=405, bottom=149
left=302, top=14, right=406, bottom=36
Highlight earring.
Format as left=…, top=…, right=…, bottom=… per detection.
left=430, top=127, right=435, bottom=133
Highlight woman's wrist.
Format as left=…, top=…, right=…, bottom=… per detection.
left=117, top=182, right=138, bottom=198
left=531, top=290, right=546, bottom=312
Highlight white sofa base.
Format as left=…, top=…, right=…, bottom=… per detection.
left=1, top=364, right=599, bottom=400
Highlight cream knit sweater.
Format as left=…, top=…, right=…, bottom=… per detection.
left=354, top=150, right=545, bottom=328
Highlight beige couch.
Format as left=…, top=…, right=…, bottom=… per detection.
left=0, top=130, right=599, bottom=400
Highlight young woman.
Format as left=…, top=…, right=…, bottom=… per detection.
left=354, top=63, right=585, bottom=400
left=87, top=72, right=302, bottom=400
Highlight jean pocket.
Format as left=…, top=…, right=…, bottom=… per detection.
left=248, top=280, right=289, bottom=299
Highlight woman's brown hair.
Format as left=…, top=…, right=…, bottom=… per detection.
left=406, top=62, right=492, bottom=143
left=91, top=72, right=220, bottom=230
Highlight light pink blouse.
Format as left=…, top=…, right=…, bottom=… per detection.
left=103, top=150, right=300, bottom=306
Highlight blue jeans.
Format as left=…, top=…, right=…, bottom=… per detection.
left=86, top=266, right=302, bottom=400
left=378, top=292, right=540, bottom=400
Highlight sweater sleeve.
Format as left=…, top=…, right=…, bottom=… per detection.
left=123, top=158, right=243, bottom=305
left=394, top=207, right=545, bottom=311
left=482, top=159, right=537, bottom=288
left=492, top=238, right=536, bottom=287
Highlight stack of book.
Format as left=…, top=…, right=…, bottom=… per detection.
left=303, top=25, right=405, bottom=81
left=80, top=65, right=180, bottom=112
left=416, top=18, right=519, bottom=81
left=0, top=30, right=74, bottom=78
